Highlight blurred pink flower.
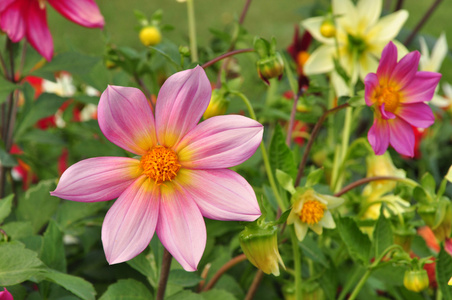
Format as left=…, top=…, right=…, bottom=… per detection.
left=0, top=288, right=13, bottom=300
left=51, top=66, right=262, bottom=271
left=0, top=0, right=104, bottom=61
left=364, top=41, right=441, bottom=157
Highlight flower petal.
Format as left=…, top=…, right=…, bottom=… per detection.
left=175, top=169, right=261, bottom=221
left=319, top=211, right=336, bottom=229
left=102, top=176, right=159, bottom=264
left=156, top=66, right=211, bottom=148
left=368, top=116, right=389, bottom=155
left=376, top=41, right=398, bottom=83
left=401, top=71, right=442, bottom=103
left=48, top=0, right=104, bottom=28
left=388, top=118, right=415, bottom=157
left=397, top=102, right=434, bottom=128
left=391, top=51, right=421, bottom=90
left=356, top=0, right=381, bottom=28
left=301, top=16, right=335, bottom=45
left=0, top=0, right=26, bottom=42
left=156, top=184, right=206, bottom=271
left=98, top=85, right=157, bottom=155
left=176, top=115, right=263, bottom=169
left=51, top=157, right=141, bottom=202
left=364, top=72, right=379, bottom=106
left=303, top=45, right=336, bottom=75
left=332, top=0, right=358, bottom=34
left=25, top=0, right=53, bottom=61
left=367, top=10, right=408, bottom=43
left=294, top=220, right=308, bottom=241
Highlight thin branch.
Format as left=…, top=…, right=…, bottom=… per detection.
left=295, top=103, right=349, bottom=186
left=394, top=0, right=404, bottom=10
left=202, top=254, right=247, bottom=291
left=156, top=249, right=172, bottom=300
left=245, top=270, right=264, bottom=300
left=334, top=176, right=406, bottom=197
left=403, top=0, right=443, bottom=46
left=239, top=0, right=253, bottom=25
left=201, top=48, right=254, bottom=69
left=285, top=90, right=301, bottom=147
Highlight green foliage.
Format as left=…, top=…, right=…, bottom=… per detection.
left=40, top=220, right=66, bottom=272
left=436, top=248, right=452, bottom=299
left=337, top=217, right=371, bottom=265
left=372, top=211, right=393, bottom=259
left=0, top=194, right=13, bottom=223
left=43, top=271, right=96, bottom=300
left=99, top=279, right=153, bottom=300
left=269, top=125, right=297, bottom=180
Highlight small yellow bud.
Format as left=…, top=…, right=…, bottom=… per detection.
left=403, top=270, right=429, bottom=292
left=139, top=26, right=162, bottom=46
left=320, top=20, right=336, bottom=38
left=203, top=89, right=229, bottom=119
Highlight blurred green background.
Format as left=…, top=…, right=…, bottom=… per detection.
left=46, top=0, right=452, bottom=82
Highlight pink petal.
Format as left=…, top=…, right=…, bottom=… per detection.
left=397, top=102, right=434, bottom=128
left=0, top=0, right=26, bottom=42
left=379, top=104, right=396, bottom=120
left=401, top=71, right=442, bottom=104
left=390, top=50, right=421, bottom=90
left=102, top=176, right=159, bottom=264
left=25, top=0, right=53, bottom=61
left=364, top=73, right=379, bottom=106
left=388, top=118, right=415, bottom=157
left=155, top=66, right=211, bottom=148
left=376, top=41, right=398, bottom=84
left=156, top=185, right=206, bottom=271
left=368, top=116, right=389, bottom=155
left=176, top=115, right=263, bottom=169
left=0, top=288, right=13, bottom=300
left=50, top=157, right=141, bottom=202
left=48, top=0, right=104, bottom=28
left=98, top=86, right=158, bottom=155
left=175, top=169, right=261, bottom=221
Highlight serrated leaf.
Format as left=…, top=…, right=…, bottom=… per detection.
left=40, top=220, right=66, bottom=272
left=43, top=270, right=96, bottom=300
left=372, top=211, right=393, bottom=258
left=202, top=289, right=237, bottom=300
left=337, top=217, right=371, bottom=265
left=0, top=242, right=46, bottom=286
left=99, top=279, right=153, bottom=300
left=0, top=194, right=14, bottom=223
left=436, top=248, right=452, bottom=298
left=269, top=125, right=297, bottom=180
left=276, top=169, right=296, bottom=194
left=299, top=235, right=329, bottom=267
left=16, top=180, right=59, bottom=233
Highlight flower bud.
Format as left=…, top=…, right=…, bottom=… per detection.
left=256, top=52, right=284, bottom=85
left=139, top=26, right=162, bottom=46
left=404, top=270, right=429, bottom=292
left=320, top=19, right=336, bottom=38
left=203, top=89, right=229, bottom=119
left=0, top=288, right=13, bottom=300
left=239, top=221, right=285, bottom=276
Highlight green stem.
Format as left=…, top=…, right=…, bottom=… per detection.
left=156, top=249, right=172, bottom=300
left=291, top=229, right=302, bottom=300
left=232, top=91, right=286, bottom=211
left=186, top=0, right=198, bottom=62
left=347, top=269, right=371, bottom=300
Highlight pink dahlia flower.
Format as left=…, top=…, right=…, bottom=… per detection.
left=0, top=0, right=104, bottom=61
left=51, top=66, right=263, bottom=271
left=364, top=41, right=441, bottom=157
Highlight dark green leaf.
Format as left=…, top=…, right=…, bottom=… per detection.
left=0, top=194, right=14, bottom=223
left=306, top=168, right=324, bottom=187
left=40, top=220, right=66, bottom=272
left=126, top=249, right=158, bottom=288
left=166, top=290, right=203, bottom=300
left=0, top=77, right=17, bottom=105
left=32, top=52, right=100, bottom=79
left=168, top=269, right=202, bottom=287
left=0, top=146, right=17, bottom=167
left=372, top=211, right=393, bottom=258
left=43, top=270, right=96, bottom=300
left=0, top=241, right=46, bottom=286
left=55, top=201, right=106, bottom=230
left=437, top=247, right=452, bottom=298
left=2, top=221, right=34, bottom=239
left=337, top=217, right=371, bottom=265
left=202, top=289, right=237, bottom=300
left=18, top=129, right=65, bottom=145
left=99, top=279, right=153, bottom=300
left=420, top=173, right=436, bottom=196
left=299, top=235, right=329, bottom=267
left=269, top=125, right=297, bottom=179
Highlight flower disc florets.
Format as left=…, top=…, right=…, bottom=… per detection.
left=299, top=199, right=327, bottom=225
left=140, top=146, right=181, bottom=184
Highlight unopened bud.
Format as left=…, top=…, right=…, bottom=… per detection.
left=256, top=52, right=284, bottom=85
left=404, top=270, right=429, bottom=292
left=139, top=26, right=162, bottom=46
left=203, top=89, right=229, bottom=119
left=320, top=19, right=336, bottom=38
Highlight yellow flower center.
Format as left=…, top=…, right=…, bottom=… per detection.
left=376, top=86, right=400, bottom=113
left=300, top=200, right=326, bottom=225
left=140, top=146, right=181, bottom=185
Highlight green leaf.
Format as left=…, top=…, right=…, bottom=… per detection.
left=166, top=290, right=203, bottom=300
left=299, top=235, right=329, bottom=267
left=32, top=52, right=101, bottom=79
left=420, top=173, right=436, bottom=196
left=99, top=279, right=153, bottom=300
left=269, top=125, right=297, bottom=179
left=337, top=217, right=371, bottom=265
left=275, top=169, right=296, bottom=194
left=16, top=180, right=59, bottom=233
left=168, top=269, right=202, bottom=287
left=372, top=211, right=393, bottom=258
left=0, top=77, right=17, bottom=105
left=43, top=270, right=96, bottom=300
left=18, top=129, right=65, bottom=145
left=202, top=289, right=237, bottom=300
left=0, top=146, right=17, bottom=167
left=0, top=241, right=46, bottom=286
left=348, top=95, right=366, bottom=107
left=1, top=221, right=34, bottom=239
left=126, top=249, right=158, bottom=288
left=0, top=194, right=14, bottom=223
left=305, top=168, right=324, bottom=187
left=40, top=220, right=66, bottom=272
left=55, top=201, right=106, bottom=230
left=436, top=248, right=452, bottom=299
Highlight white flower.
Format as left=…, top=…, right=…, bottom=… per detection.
left=42, top=72, right=76, bottom=97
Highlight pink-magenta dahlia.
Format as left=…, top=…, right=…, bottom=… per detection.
left=0, top=0, right=104, bottom=61
left=365, top=41, right=441, bottom=157
left=51, top=66, right=263, bottom=271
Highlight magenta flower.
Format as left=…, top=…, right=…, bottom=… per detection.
left=0, top=0, right=104, bottom=61
left=364, top=41, right=441, bottom=157
left=51, top=66, right=262, bottom=271
left=0, top=288, right=13, bottom=300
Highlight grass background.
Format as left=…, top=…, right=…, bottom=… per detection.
left=46, top=0, right=452, bottom=82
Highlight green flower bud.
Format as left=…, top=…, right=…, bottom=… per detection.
left=404, top=270, right=429, bottom=292
left=256, top=52, right=284, bottom=85
left=239, top=221, right=285, bottom=276
left=203, top=89, right=229, bottom=119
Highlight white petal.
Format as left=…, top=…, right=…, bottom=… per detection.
left=303, top=45, right=336, bottom=75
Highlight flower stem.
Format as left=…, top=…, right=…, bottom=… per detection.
left=186, top=0, right=198, bottom=62
left=347, top=268, right=371, bottom=300
left=295, top=103, right=349, bottom=186
left=283, top=55, right=300, bottom=147
left=245, top=270, right=264, bottom=300
left=156, top=248, right=172, bottom=300
left=202, top=254, right=247, bottom=291
left=201, top=48, right=254, bottom=69
left=291, top=228, right=302, bottom=300
left=239, top=0, right=253, bottom=24
left=403, top=0, right=443, bottom=46
left=232, top=91, right=286, bottom=211
left=334, top=176, right=418, bottom=197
